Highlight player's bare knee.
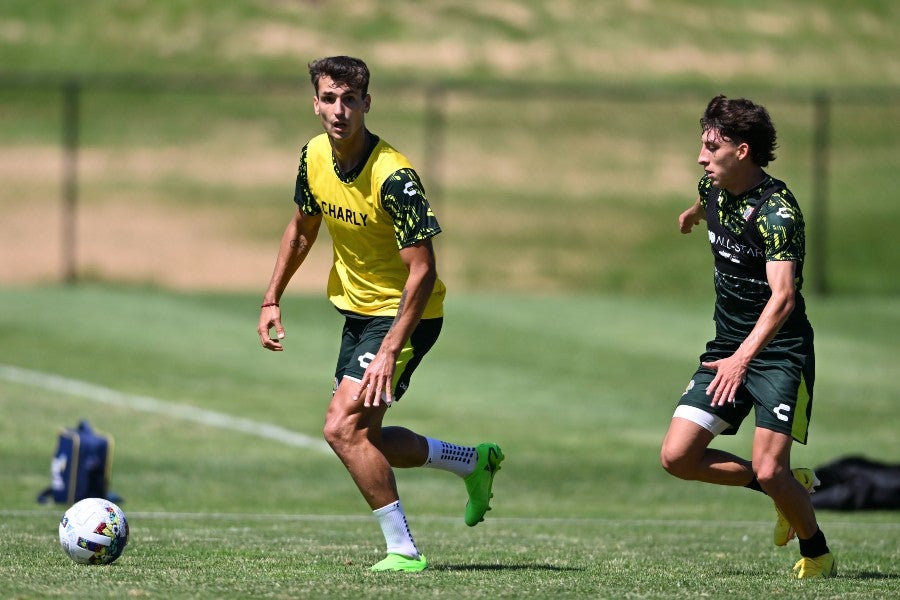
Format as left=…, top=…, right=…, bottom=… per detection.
left=322, top=415, right=354, bottom=455
left=753, top=461, right=787, bottom=490
left=660, top=447, right=694, bottom=480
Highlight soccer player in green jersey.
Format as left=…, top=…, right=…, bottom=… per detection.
left=659, top=95, right=835, bottom=579
left=257, top=56, right=504, bottom=572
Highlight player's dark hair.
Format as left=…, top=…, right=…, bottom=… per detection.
left=308, top=56, right=370, bottom=97
left=701, top=95, right=777, bottom=166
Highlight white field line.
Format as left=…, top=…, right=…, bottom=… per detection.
left=5, top=365, right=900, bottom=532
left=0, top=364, right=331, bottom=454
left=3, top=508, right=899, bottom=530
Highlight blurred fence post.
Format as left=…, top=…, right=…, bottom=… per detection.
left=810, top=91, right=830, bottom=296
left=61, top=79, right=80, bottom=284
left=423, top=85, right=446, bottom=208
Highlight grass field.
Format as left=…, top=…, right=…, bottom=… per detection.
left=1, top=2, right=899, bottom=597
left=2, top=1, right=900, bottom=296
left=1, top=285, right=897, bottom=598
left=3, top=0, right=898, bottom=87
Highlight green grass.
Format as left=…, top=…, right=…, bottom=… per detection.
left=2, top=0, right=899, bottom=87
left=5, top=82, right=896, bottom=295
left=1, top=285, right=897, bottom=598
left=2, top=1, right=899, bottom=295
left=1, top=3, right=897, bottom=596
left=6, top=515, right=898, bottom=599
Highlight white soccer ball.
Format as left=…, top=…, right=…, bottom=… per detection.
left=59, top=498, right=129, bottom=564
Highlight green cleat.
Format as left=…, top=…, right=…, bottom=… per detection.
left=793, top=552, right=836, bottom=579
left=369, top=553, right=428, bottom=572
left=774, top=468, right=820, bottom=546
left=464, top=442, right=505, bottom=527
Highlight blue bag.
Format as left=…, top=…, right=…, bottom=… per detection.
left=37, top=420, right=121, bottom=504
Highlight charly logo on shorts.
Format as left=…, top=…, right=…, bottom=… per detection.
left=773, top=403, right=792, bottom=422
left=683, top=379, right=695, bottom=396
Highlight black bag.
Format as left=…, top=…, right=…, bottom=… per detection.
left=811, top=456, right=900, bottom=511
left=37, top=420, right=121, bottom=505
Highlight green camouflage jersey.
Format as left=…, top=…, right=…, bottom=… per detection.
left=699, top=174, right=809, bottom=341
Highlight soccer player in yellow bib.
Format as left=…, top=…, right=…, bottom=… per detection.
left=257, top=56, right=504, bottom=573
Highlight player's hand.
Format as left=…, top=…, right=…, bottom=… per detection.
left=678, top=201, right=704, bottom=234
left=258, top=305, right=286, bottom=351
left=702, top=355, right=749, bottom=406
left=354, top=350, right=396, bottom=408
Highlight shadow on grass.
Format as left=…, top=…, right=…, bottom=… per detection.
left=434, top=563, right=582, bottom=572
left=841, top=570, right=899, bottom=580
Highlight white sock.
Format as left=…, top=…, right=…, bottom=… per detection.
left=422, top=437, right=477, bottom=477
left=373, top=500, right=419, bottom=559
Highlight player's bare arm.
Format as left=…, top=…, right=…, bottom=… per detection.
left=258, top=209, right=323, bottom=351
left=679, top=198, right=705, bottom=234
left=703, top=260, right=797, bottom=405
left=356, top=239, right=438, bottom=407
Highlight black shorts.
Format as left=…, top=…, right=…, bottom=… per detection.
left=675, top=331, right=815, bottom=443
left=333, top=311, right=442, bottom=401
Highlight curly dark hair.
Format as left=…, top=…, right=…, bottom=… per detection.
left=308, top=56, right=370, bottom=97
left=700, top=95, right=778, bottom=166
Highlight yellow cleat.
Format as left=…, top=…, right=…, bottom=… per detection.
left=793, top=552, right=836, bottom=579
left=774, top=468, right=820, bottom=546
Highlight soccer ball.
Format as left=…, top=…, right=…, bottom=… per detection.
left=59, top=498, right=129, bottom=564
